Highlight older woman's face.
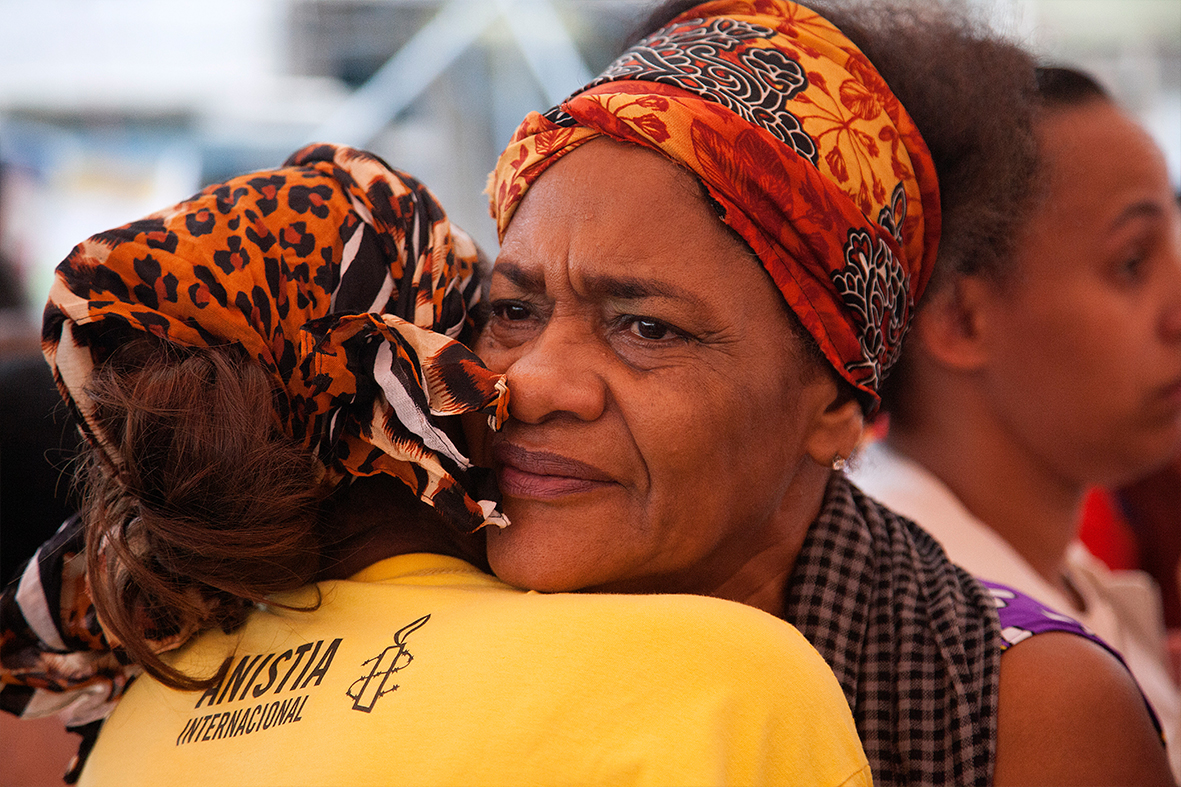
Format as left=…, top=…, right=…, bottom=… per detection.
left=474, top=140, right=844, bottom=595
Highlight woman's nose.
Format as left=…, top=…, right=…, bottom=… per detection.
left=503, top=319, right=609, bottom=425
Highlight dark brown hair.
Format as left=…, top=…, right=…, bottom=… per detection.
left=77, top=331, right=332, bottom=690
left=1036, top=65, right=1111, bottom=108
left=881, top=65, right=1112, bottom=413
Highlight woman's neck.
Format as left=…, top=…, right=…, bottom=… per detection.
left=589, top=459, right=828, bottom=619
left=316, top=476, right=490, bottom=581
left=887, top=405, right=1086, bottom=607
left=702, top=461, right=830, bottom=618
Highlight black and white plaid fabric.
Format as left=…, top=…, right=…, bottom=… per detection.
left=784, top=474, right=1003, bottom=786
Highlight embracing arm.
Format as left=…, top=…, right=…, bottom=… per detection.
left=994, top=631, right=1175, bottom=786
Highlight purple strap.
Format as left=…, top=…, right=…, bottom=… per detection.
left=982, top=580, right=1104, bottom=650
left=981, top=580, right=1164, bottom=740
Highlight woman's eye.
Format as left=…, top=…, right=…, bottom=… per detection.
left=491, top=301, right=533, bottom=321
left=479, top=298, right=545, bottom=352
left=1112, top=251, right=1148, bottom=285
left=625, top=317, right=679, bottom=342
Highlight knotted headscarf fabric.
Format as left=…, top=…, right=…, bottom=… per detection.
left=490, top=0, right=940, bottom=409
left=43, top=143, right=508, bottom=531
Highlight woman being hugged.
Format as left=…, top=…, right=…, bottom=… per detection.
left=476, top=1, right=1172, bottom=783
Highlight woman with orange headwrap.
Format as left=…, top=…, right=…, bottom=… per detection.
left=475, top=1, right=1171, bottom=784
left=2, top=143, right=870, bottom=786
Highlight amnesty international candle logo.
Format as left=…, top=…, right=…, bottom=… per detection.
left=347, top=615, right=431, bottom=712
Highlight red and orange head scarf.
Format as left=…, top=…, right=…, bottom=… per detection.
left=44, top=143, right=508, bottom=531
left=490, top=0, right=940, bottom=409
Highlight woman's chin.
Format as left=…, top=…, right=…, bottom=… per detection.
left=486, top=522, right=612, bottom=593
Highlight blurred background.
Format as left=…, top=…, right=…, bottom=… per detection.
left=0, top=0, right=1178, bottom=327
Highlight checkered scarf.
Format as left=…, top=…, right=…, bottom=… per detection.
left=785, top=474, right=1003, bottom=786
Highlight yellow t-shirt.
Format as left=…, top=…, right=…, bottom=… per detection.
left=81, top=554, right=870, bottom=787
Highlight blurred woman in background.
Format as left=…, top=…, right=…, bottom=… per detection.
left=851, top=65, right=1181, bottom=780
left=474, top=2, right=1171, bottom=784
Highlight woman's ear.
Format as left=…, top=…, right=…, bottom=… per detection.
left=804, top=378, right=865, bottom=468
left=910, top=277, right=994, bottom=372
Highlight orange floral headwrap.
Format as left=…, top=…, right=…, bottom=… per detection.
left=44, top=144, right=508, bottom=531
left=490, top=0, right=940, bottom=408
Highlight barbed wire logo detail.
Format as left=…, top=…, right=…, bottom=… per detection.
left=346, top=614, right=431, bottom=713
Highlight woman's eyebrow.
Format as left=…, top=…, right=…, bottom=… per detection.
left=1108, top=200, right=1166, bottom=233
left=582, top=273, right=710, bottom=310
left=492, top=261, right=711, bottom=311
left=490, top=260, right=546, bottom=292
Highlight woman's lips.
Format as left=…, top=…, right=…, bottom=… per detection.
left=493, top=443, right=615, bottom=500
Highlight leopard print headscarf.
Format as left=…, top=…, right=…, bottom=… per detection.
left=44, top=143, right=508, bottom=531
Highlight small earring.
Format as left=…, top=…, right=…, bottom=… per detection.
left=831, top=454, right=847, bottom=472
